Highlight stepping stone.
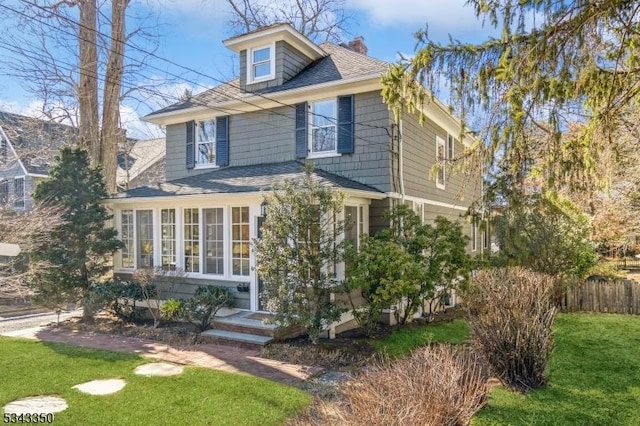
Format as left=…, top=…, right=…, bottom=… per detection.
left=134, top=362, right=184, bottom=377
left=72, top=379, right=126, bottom=395
left=4, top=396, right=68, bottom=414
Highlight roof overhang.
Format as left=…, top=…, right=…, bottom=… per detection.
left=223, top=23, right=325, bottom=61
left=105, top=187, right=385, bottom=205
left=143, top=75, right=383, bottom=126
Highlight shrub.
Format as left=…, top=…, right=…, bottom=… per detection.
left=133, top=267, right=186, bottom=328
left=464, top=267, right=557, bottom=392
left=290, top=345, right=487, bottom=426
left=345, top=205, right=470, bottom=332
left=183, top=286, right=233, bottom=332
left=160, top=298, right=185, bottom=322
left=90, top=279, right=147, bottom=322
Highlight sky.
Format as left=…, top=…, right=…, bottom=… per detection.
left=0, top=0, right=498, bottom=139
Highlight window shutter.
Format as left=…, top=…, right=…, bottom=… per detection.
left=186, top=120, right=195, bottom=169
left=295, top=102, right=308, bottom=159
left=337, top=95, right=354, bottom=154
left=216, top=116, right=229, bottom=167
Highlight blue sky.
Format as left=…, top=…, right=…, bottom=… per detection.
left=0, top=0, right=497, bottom=139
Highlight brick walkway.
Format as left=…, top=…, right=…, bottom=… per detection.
left=3, top=326, right=323, bottom=387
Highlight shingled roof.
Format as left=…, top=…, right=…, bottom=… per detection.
left=147, top=42, right=390, bottom=116
left=109, top=160, right=383, bottom=200
left=0, top=111, right=75, bottom=175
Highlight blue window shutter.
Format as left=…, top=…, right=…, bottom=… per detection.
left=216, top=116, right=229, bottom=167
left=295, top=102, right=308, bottom=159
left=186, top=120, right=195, bottom=169
left=337, top=95, right=354, bottom=154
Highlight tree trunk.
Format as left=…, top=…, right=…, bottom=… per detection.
left=101, top=0, right=129, bottom=194
left=78, top=0, right=99, bottom=156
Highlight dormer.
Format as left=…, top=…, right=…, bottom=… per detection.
left=223, top=23, right=326, bottom=92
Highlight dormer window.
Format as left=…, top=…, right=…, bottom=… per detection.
left=248, top=43, right=275, bottom=83
left=196, top=119, right=216, bottom=166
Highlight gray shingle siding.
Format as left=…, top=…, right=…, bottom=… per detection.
left=240, top=42, right=314, bottom=93
left=400, top=111, right=481, bottom=205
left=310, top=91, right=393, bottom=192
left=165, top=91, right=394, bottom=192
left=115, top=272, right=250, bottom=309
left=279, top=41, right=313, bottom=83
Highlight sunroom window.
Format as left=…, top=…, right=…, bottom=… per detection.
left=120, top=210, right=134, bottom=268
left=204, top=208, right=224, bottom=275
left=184, top=208, right=200, bottom=273
left=160, top=209, right=176, bottom=269
left=136, top=210, right=154, bottom=268
left=231, top=207, right=250, bottom=276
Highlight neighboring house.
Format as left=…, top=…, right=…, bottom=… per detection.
left=117, top=138, right=166, bottom=190
left=108, top=23, right=485, bottom=318
left=0, top=111, right=74, bottom=211
left=0, top=111, right=166, bottom=209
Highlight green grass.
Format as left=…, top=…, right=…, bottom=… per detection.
left=370, top=319, right=470, bottom=357
left=474, top=313, right=640, bottom=426
left=0, top=337, right=311, bottom=426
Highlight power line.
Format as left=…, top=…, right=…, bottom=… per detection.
left=0, top=39, right=394, bottom=153
left=11, top=0, right=391, bottom=133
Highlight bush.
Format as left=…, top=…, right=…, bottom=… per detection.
left=290, top=345, right=487, bottom=426
left=90, top=279, right=148, bottom=322
left=160, top=298, right=185, bottom=322
left=464, top=267, right=557, bottom=392
left=183, top=286, right=233, bottom=332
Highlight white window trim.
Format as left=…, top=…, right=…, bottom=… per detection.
left=195, top=119, right=218, bottom=168
left=247, top=43, right=276, bottom=84
left=308, top=98, right=339, bottom=157
left=435, top=136, right=446, bottom=189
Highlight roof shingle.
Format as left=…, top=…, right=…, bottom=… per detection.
left=110, top=161, right=382, bottom=200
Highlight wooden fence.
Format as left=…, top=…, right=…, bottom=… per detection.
left=615, top=258, right=640, bottom=269
left=560, top=279, right=640, bottom=315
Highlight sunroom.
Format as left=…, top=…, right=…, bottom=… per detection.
left=107, top=161, right=384, bottom=312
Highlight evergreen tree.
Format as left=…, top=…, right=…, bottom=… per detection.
left=30, top=147, right=122, bottom=321
left=382, top=1, right=640, bottom=194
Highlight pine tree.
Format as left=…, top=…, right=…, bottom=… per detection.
left=30, top=147, right=122, bottom=321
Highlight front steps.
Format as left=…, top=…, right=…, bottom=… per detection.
left=200, top=311, right=305, bottom=349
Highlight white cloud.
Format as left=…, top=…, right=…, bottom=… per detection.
left=347, top=0, right=491, bottom=37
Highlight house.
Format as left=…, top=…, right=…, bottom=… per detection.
left=108, top=23, right=484, bottom=322
left=117, top=138, right=166, bottom=190
left=0, top=111, right=166, bottom=211
left=0, top=111, right=74, bottom=211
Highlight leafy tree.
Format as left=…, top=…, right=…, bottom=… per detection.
left=254, top=165, right=346, bottom=344
left=494, top=192, right=597, bottom=280
left=346, top=205, right=470, bottom=331
left=382, top=0, right=640, bottom=194
left=29, top=147, right=122, bottom=321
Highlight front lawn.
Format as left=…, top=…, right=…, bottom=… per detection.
left=370, top=318, right=470, bottom=357
left=0, top=338, right=310, bottom=426
left=474, top=313, right=640, bottom=425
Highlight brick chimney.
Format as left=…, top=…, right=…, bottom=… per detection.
left=347, top=36, right=368, bottom=56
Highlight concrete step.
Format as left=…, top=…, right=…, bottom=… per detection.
left=200, top=329, right=273, bottom=349
left=212, top=316, right=277, bottom=337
